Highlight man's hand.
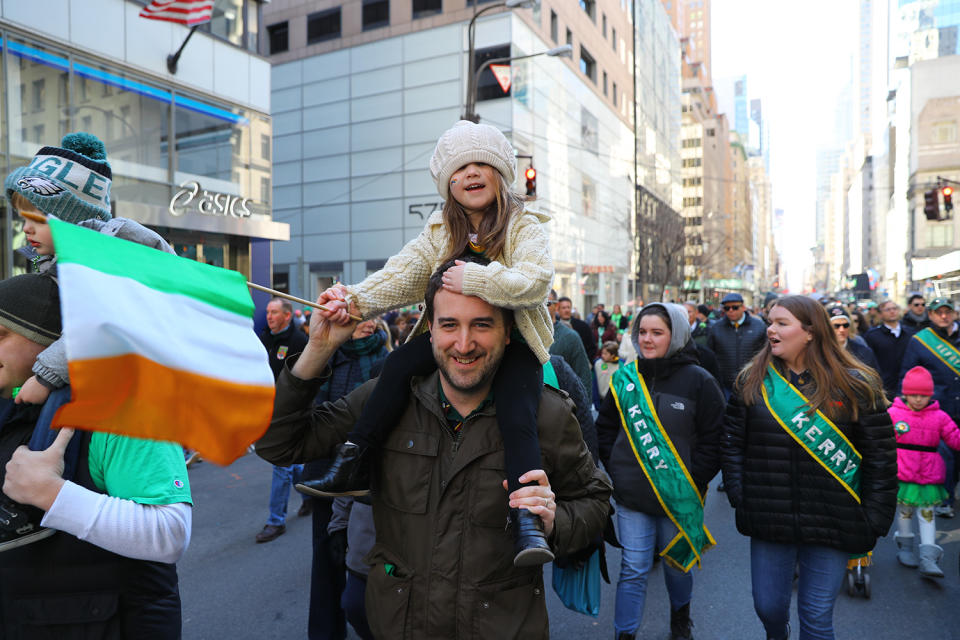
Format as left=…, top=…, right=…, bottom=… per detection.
left=441, top=260, right=467, bottom=294
left=3, top=427, right=74, bottom=511
left=14, top=375, right=51, bottom=405
left=292, top=295, right=360, bottom=380
left=503, top=469, right=556, bottom=537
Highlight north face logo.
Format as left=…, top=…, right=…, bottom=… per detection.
left=671, top=401, right=685, bottom=410
left=17, top=176, right=64, bottom=196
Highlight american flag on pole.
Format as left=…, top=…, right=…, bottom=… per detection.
left=139, top=0, right=214, bottom=26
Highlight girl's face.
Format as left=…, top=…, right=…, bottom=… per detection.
left=449, top=163, right=499, bottom=216
left=636, top=314, right=671, bottom=359
left=905, top=394, right=931, bottom=411
left=766, top=305, right=811, bottom=367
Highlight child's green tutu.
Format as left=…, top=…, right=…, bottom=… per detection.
left=897, top=481, right=947, bottom=507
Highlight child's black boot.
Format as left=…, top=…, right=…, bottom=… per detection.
left=510, top=508, right=554, bottom=567
left=296, top=442, right=370, bottom=497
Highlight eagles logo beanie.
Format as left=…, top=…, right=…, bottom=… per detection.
left=4, top=132, right=112, bottom=223
left=0, top=273, right=61, bottom=347
left=430, top=120, right=517, bottom=201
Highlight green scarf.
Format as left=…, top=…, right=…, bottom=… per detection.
left=912, top=327, right=960, bottom=377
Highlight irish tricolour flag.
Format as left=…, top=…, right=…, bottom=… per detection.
left=49, top=217, right=275, bottom=465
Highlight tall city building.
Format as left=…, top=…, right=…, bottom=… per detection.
left=263, top=0, right=682, bottom=310
left=0, top=0, right=286, bottom=288
left=733, top=75, right=748, bottom=145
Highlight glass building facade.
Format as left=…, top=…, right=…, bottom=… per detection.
left=0, top=23, right=285, bottom=280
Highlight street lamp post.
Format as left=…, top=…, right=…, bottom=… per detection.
left=462, top=0, right=538, bottom=123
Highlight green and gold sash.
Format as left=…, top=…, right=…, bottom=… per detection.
left=913, top=327, right=960, bottom=378
left=609, top=363, right=715, bottom=572
left=761, top=364, right=862, bottom=502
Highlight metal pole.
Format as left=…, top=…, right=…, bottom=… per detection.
left=463, top=3, right=508, bottom=123
left=167, top=25, right=199, bottom=75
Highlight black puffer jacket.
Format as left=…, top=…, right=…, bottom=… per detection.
left=598, top=341, right=725, bottom=515
left=706, top=312, right=768, bottom=390
left=721, top=369, right=897, bottom=554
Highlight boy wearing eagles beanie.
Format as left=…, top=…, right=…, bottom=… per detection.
left=5, top=133, right=175, bottom=405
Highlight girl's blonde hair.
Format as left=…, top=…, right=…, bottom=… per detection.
left=735, top=295, right=887, bottom=422
left=440, top=171, right=524, bottom=264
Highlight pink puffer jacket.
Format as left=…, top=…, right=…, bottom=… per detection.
left=888, top=397, right=960, bottom=484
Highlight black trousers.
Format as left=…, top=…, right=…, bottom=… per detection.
left=347, top=332, right=543, bottom=492
left=308, top=498, right=346, bottom=640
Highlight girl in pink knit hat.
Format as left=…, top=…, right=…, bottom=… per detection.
left=888, top=365, right=960, bottom=578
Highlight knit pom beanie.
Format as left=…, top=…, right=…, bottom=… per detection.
left=429, top=120, right=516, bottom=201
left=5, top=132, right=112, bottom=223
left=902, top=365, right=934, bottom=397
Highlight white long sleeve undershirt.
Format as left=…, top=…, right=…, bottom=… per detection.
left=41, top=480, right=192, bottom=564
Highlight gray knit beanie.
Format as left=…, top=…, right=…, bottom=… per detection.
left=5, top=132, right=112, bottom=223
left=429, top=120, right=517, bottom=201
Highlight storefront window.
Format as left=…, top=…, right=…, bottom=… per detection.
left=3, top=37, right=69, bottom=159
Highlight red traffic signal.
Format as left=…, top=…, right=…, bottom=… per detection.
left=943, top=185, right=954, bottom=212
left=525, top=167, right=537, bottom=197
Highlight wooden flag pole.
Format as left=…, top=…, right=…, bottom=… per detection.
left=247, top=282, right=363, bottom=322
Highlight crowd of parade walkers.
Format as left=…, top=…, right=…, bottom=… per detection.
left=1, top=124, right=958, bottom=640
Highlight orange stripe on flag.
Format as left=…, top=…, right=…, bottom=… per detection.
left=53, top=354, right=275, bottom=466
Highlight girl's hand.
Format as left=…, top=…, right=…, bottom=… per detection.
left=441, top=260, right=467, bottom=294
left=316, top=284, right=355, bottom=325
left=14, top=375, right=51, bottom=405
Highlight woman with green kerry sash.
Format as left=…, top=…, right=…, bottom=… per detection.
left=597, top=303, right=724, bottom=640
left=722, top=295, right=896, bottom=640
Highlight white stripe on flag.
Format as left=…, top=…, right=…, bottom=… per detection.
left=140, top=0, right=213, bottom=25
left=59, top=263, right=274, bottom=387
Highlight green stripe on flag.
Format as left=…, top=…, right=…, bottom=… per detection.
left=49, top=217, right=254, bottom=318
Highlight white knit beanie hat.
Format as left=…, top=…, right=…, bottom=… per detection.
left=429, top=120, right=517, bottom=201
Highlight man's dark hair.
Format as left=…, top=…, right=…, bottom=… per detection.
left=908, top=293, right=924, bottom=304
left=423, top=254, right=513, bottom=328
left=558, top=296, right=572, bottom=305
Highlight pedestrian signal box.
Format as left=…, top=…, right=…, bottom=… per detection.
left=525, top=167, right=537, bottom=197
left=924, top=188, right=940, bottom=220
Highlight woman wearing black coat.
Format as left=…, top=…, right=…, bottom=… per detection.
left=598, top=303, right=724, bottom=640
left=722, top=295, right=896, bottom=640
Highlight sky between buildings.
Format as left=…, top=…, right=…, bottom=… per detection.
left=711, top=0, right=859, bottom=293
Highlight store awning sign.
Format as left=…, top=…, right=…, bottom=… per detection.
left=490, top=64, right=512, bottom=93
left=170, top=180, right=252, bottom=219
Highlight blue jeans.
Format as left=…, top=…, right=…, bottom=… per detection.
left=614, top=504, right=694, bottom=636
left=267, top=464, right=304, bottom=526
left=750, top=538, right=848, bottom=640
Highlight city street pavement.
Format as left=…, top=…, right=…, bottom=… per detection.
left=180, top=451, right=960, bottom=639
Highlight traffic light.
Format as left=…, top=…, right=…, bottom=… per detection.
left=924, top=188, right=940, bottom=221
left=943, top=186, right=953, bottom=213
left=525, top=167, right=537, bottom=197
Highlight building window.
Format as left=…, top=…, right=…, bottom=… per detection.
left=413, top=0, right=442, bottom=18
left=363, top=0, right=390, bottom=31
left=307, top=8, right=341, bottom=44
left=566, top=28, right=573, bottom=47
left=602, top=13, right=607, bottom=37
left=612, top=82, right=618, bottom=106
left=32, top=79, right=45, bottom=113
left=581, top=107, right=599, bottom=155
left=706, top=128, right=715, bottom=137
left=261, top=177, right=271, bottom=205
left=475, top=44, right=512, bottom=102
left=582, top=175, right=596, bottom=217
left=603, top=71, right=608, bottom=96
left=933, top=121, right=958, bottom=144
left=579, top=46, right=596, bottom=83
left=267, top=21, right=289, bottom=54
left=580, top=0, right=596, bottom=21
left=261, top=134, right=271, bottom=161
left=550, top=10, right=558, bottom=43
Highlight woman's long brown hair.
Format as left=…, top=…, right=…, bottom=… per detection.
left=440, top=171, right=525, bottom=264
left=735, top=295, right=887, bottom=422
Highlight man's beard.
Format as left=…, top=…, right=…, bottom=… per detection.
left=434, top=345, right=504, bottom=396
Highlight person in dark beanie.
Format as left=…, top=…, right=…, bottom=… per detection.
left=0, top=273, right=192, bottom=637
left=6, top=132, right=174, bottom=407
left=706, top=293, right=767, bottom=400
